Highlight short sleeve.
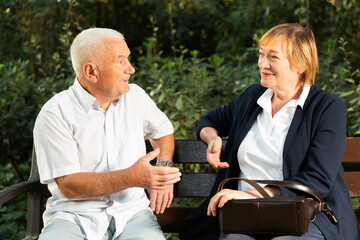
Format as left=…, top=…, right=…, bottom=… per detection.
left=33, top=109, right=80, bottom=184
left=140, top=89, right=174, bottom=139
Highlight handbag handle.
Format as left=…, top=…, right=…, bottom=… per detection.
left=217, top=177, right=322, bottom=203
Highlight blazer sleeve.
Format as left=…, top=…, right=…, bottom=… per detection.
left=195, top=84, right=265, bottom=140
left=195, top=94, right=241, bottom=140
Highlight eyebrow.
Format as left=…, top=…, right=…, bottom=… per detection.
left=116, top=54, right=130, bottom=59
left=114, top=53, right=131, bottom=61
left=259, top=47, right=281, bottom=54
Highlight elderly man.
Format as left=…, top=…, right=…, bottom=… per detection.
left=33, top=28, right=181, bottom=240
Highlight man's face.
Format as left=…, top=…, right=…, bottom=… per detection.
left=95, top=37, right=135, bottom=100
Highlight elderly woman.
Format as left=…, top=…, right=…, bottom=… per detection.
left=179, top=23, right=360, bottom=240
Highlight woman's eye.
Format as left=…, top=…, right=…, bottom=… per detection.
left=271, top=55, right=278, bottom=59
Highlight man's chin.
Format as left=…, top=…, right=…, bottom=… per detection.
left=119, top=85, right=130, bottom=95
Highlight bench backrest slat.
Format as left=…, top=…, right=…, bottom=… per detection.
left=343, top=137, right=360, bottom=163
left=175, top=173, right=216, bottom=197
left=344, top=172, right=360, bottom=198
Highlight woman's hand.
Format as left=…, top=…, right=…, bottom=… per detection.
left=207, top=189, right=261, bottom=217
left=206, top=136, right=229, bottom=169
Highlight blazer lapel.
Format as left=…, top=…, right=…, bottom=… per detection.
left=283, top=106, right=304, bottom=159
left=283, top=85, right=318, bottom=160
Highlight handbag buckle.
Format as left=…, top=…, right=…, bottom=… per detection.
left=322, top=202, right=338, bottom=224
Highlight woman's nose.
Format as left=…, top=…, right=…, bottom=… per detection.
left=258, top=57, right=270, bottom=69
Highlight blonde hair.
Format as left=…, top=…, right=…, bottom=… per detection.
left=258, top=23, right=318, bottom=85
left=70, top=28, right=124, bottom=79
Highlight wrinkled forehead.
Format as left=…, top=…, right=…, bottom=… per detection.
left=102, top=37, right=130, bottom=60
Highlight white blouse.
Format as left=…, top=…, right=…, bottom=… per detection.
left=237, top=86, right=310, bottom=191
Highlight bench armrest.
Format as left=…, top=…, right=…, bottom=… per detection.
left=0, top=180, right=41, bottom=207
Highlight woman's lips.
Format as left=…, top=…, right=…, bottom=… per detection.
left=261, top=72, right=274, bottom=77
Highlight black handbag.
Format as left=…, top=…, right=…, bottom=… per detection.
left=217, top=178, right=337, bottom=236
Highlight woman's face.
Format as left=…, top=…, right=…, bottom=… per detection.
left=258, top=41, right=302, bottom=92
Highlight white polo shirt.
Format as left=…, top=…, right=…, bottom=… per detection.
left=237, top=86, right=310, bottom=191
left=33, top=79, right=174, bottom=240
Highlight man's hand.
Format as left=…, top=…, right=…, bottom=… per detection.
left=125, top=148, right=181, bottom=190
left=54, top=148, right=180, bottom=200
left=148, top=185, right=174, bottom=214
left=206, top=136, right=229, bottom=169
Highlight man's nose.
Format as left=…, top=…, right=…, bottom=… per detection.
left=126, top=62, right=135, bottom=74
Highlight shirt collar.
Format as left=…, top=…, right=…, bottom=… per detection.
left=72, top=78, right=100, bottom=112
left=296, top=85, right=310, bottom=109
left=257, top=85, right=311, bottom=111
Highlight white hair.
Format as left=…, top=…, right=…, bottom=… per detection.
left=70, top=28, right=125, bottom=79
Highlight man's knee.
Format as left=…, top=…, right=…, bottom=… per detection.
left=39, top=219, right=86, bottom=240
left=118, top=209, right=165, bottom=240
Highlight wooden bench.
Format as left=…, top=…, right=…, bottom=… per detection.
left=0, top=138, right=359, bottom=239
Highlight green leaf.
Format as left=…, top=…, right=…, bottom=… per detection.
left=175, top=97, right=184, bottom=111
left=339, top=90, right=355, bottom=98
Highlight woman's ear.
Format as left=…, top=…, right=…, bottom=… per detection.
left=83, top=63, right=98, bottom=83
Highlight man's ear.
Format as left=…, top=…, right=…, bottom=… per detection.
left=83, top=63, right=98, bottom=83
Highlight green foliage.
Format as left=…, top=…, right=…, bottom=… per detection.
left=1, top=0, right=360, bottom=238
left=336, top=38, right=360, bottom=136
left=0, top=164, right=27, bottom=239
left=135, top=44, right=259, bottom=138
left=0, top=60, right=36, bottom=182
left=353, top=198, right=360, bottom=208
left=0, top=194, right=26, bottom=240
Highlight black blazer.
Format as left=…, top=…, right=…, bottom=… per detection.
left=179, top=84, right=360, bottom=240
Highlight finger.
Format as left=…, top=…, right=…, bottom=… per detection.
left=217, top=162, right=229, bottom=168
left=218, top=194, right=231, bottom=208
left=208, top=195, right=220, bottom=216
left=155, top=166, right=180, bottom=174
left=149, top=191, right=157, bottom=212
left=209, top=161, right=218, bottom=168
left=207, top=203, right=212, bottom=216
left=207, top=199, right=218, bottom=216
left=162, top=176, right=181, bottom=186
left=207, top=151, right=221, bottom=168
left=143, top=148, right=160, bottom=163
left=159, top=193, right=168, bottom=214
left=211, top=203, right=217, bottom=217
left=167, top=189, right=174, bottom=208
left=149, top=177, right=181, bottom=190
left=155, top=192, right=163, bottom=214
left=156, top=171, right=182, bottom=183
left=207, top=198, right=215, bottom=216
